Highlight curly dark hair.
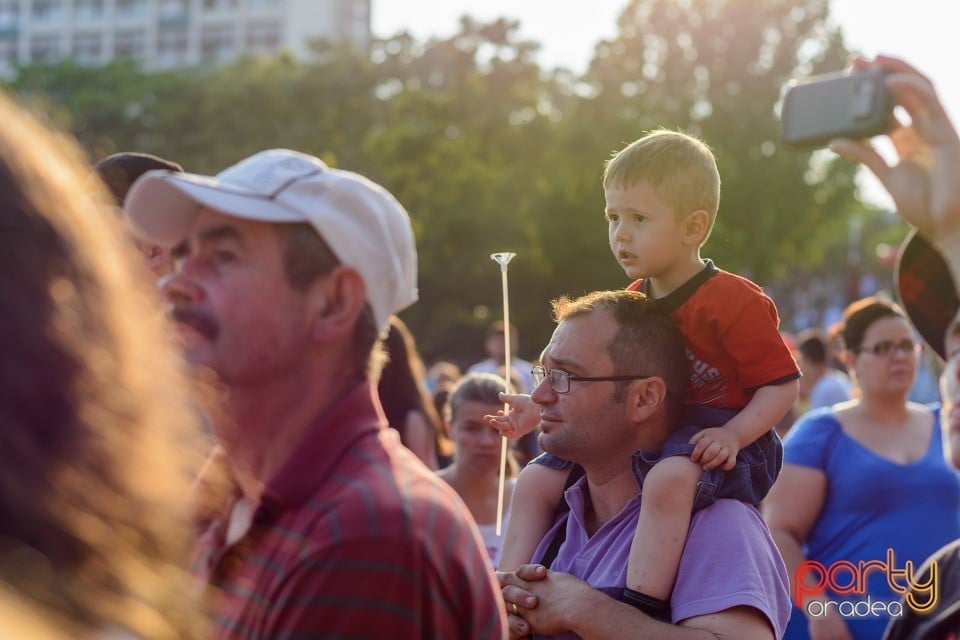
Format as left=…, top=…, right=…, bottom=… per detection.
left=838, top=296, right=906, bottom=354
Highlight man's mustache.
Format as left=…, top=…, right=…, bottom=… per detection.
left=169, top=307, right=219, bottom=341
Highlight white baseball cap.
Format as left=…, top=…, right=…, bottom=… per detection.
left=125, top=149, right=418, bottom=333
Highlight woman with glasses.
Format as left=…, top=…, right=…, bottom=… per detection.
left=764, top=296, right=960, bottom=640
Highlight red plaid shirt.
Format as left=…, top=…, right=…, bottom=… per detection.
left=192, top=382, right=507, bottom=639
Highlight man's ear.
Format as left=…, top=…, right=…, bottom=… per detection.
left=625, top=377, right=669, bottom=422
left=146, top=244, right=170, bottom=273
left=682, top=210, right=710, bottom=246
left=307, top=266, right=367, bottom=342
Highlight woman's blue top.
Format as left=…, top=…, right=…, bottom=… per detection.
left=782, top=405, right=960, bottom=640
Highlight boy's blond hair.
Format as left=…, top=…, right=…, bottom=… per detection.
left=603, top=129, right=721, bottom=244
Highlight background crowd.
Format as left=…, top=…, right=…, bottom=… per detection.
left=3, top=1, right=960, bottom=638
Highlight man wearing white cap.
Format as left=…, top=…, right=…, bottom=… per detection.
left=126, top=149, right=508, bottom=639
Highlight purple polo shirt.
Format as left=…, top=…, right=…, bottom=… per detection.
left=192, top=381, right=507, bottom=639
left=532, top=478, right=791, bottom=639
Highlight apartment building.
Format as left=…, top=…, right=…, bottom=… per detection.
left=0, top=0, right=370, bottom=73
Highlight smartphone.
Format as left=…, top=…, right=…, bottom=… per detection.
left=780, top=68, right=894, bottom=150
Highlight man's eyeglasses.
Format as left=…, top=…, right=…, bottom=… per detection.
left=531, top=365, right=651, bottom=394
left=857, top=339, right=922, bottom=357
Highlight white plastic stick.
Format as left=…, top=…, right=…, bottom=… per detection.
left=490, top=252, right=516, bottom=536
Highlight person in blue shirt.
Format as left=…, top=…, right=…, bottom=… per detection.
left=764, top=296, right=960, bottom=640
left=827, top=52, right=960, bottom=640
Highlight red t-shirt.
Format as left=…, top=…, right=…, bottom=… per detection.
left=628, top=261, right=799, bottom=409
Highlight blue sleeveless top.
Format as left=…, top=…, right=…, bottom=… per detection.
left=782, top=405, right=960, bottom=640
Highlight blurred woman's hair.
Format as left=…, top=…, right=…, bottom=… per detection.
left=448, top=373, right=506, bottom=422
left=377, top=316, right=454, bottom=462
left=0, top=94, right=206, bottom=638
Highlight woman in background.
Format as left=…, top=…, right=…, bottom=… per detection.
left=438, top=374, right=517, bottom=568
left=765, top=297, right=960, bottom=640
left=0, top=94, right=206, bottom=638
left=426, top=359, right=462, bottom=423
left=378, top=315, right=454, bottom=469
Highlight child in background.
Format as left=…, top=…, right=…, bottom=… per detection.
left=494, top=130, right=799, bottom=620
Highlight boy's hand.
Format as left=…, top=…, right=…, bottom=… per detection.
left=485, top=393, right=539, bottom=438
left=689, top=428, right=740, bottom=471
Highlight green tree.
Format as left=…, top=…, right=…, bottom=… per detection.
left=365, top=18, right=567, bottom=362
left=3, top=2, right=890, bottom=361
left=572, top=0, right=866, bottom=285
left=10, top=59, right=190, bottom=161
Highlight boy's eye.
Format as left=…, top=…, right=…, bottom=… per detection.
left=605, top=212, right=618, bottom=222
left=214, top=250, right=236, bottom=264
left=632, top=213, right=646, bottom=223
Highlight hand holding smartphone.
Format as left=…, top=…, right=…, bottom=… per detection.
left=780, top=67, right=894, bottom=150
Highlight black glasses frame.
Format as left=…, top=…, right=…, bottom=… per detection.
left=856, top=339, right=922, bottom=357
left=531, top=365, right=651, bottom=394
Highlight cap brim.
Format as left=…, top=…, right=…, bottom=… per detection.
left=125, top=171, right=305, bottom=246
left=895, top=229, right=959, bottom=361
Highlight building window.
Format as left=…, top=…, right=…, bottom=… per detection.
left=201, top=26, right=234, bottom=60
left=159, top=0, right=188, bottom=18
left=75, top=0, right=104, bottom=21
left=157, top=27, right=188, bottom=65
left=30, top=35, right=60, bottom=62
left=331, top=0, right=368, bottom=42
left=32, top=0, right=64, bottom=23
left=73, top=32, right=102, bottom=64
left=115, top=30, right=146, bottom=59
left=203, top=0, right=239, bottom=10
left=351, top=1, right=369, bottom=41
left=246, top=21, right=280, bottom=53
left=0, top=1, right=18, bottom=27
left=116, top=0, right=149, bottom=17
left=0, top=36, right=16, bottom=64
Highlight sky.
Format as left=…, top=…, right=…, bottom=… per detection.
left=372, top=0, right=955, bottom=209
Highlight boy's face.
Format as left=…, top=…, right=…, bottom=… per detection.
left=604, top=181, right=687, bottom=280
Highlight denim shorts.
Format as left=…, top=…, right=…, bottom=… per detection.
left=531, top=405, right=783, bottom=513
left=632, top=405, right=783, bottom=512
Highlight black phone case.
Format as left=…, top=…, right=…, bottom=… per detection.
left=781, top=68, right=894, bottom=150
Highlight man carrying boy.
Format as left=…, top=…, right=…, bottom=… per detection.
left=496, top=130, right=799, bottom=620
left=497, top=289, right=791, bottom=639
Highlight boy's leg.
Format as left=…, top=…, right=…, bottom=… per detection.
left=499, top=462, right=569, bottom=571
left=626, top=456, right=701, bottom=611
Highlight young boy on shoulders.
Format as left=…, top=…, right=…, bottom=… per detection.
left=495, top=130, right=799, bottom=620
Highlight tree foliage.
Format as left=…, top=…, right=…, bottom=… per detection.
left=4, top=0, right=883, bottom=364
